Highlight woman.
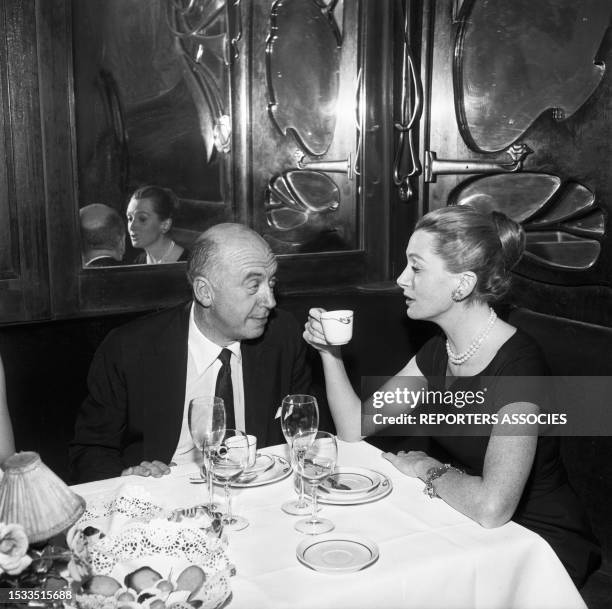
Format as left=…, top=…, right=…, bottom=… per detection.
left=126, top=185, right=188, bottom=264
left=0, top=354, right=16, bottom=465
left=304, top=205, right=600, bottom=587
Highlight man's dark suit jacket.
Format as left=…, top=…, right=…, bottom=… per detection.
left=70, top=302, right=313, bottom=483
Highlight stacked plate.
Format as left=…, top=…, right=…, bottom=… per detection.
left=317, top=466, right=392, bottom=505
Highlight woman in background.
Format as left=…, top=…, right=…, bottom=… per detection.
left=304, top=205, right=600, bottom=587
left=126, top=185, right=188, bottom=264
left=0, top=354, right=16, bottom=464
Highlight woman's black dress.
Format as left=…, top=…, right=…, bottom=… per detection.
left=414, top=330, right=601, bottom=587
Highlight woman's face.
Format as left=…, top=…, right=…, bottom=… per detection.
left=126, top=197, right=169, bottom=250
left=396, top=230, right=459, bottom=321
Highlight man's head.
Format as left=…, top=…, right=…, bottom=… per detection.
left=79, top=204, right=126, bottom=264
left=187, top=223, right=277, bottom=345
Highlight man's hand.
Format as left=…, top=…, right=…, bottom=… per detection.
left=121, top=460, right=171, bottom=478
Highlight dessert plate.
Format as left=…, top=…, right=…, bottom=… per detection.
left=216, top=455, right=292, bottom=488
left=297, top=534, right=379, bottom=573
left=320, top=466, right=382, bottom=495
left=317, top=472, right=392, bottom=505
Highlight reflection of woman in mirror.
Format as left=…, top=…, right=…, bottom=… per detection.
left=126, top=185, right=189, bottom=264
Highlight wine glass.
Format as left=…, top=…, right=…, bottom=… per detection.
left=188, top=396, right=226, bottom=511
left=279, top=394, right=319, bottom=515
left=212, top=429, right=250, bottom=531
left=293, top=431, right=337, bottom=535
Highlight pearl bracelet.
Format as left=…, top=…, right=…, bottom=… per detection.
left=423, top=463, right=465, bottom=499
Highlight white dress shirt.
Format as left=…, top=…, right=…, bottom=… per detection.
left=171, top=304, right=245, bottom=465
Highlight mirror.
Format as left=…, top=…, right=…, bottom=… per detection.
left=72, top=0, right=232, bottom=268
left=454, top=0, right=610, bottom=153
left=266, top=0, right=342, bottom=156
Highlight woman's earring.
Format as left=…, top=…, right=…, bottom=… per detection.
left=452, top=288, right=463, bottom=302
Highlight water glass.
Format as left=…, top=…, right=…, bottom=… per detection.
left=212, top=429, right=250, bottom=531
left=188, top=396, right=226, bottom=511
left=293, top=431, right=337, bottom=535
left=279, top=394, right=319, bottom=515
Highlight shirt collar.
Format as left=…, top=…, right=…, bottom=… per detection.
left=188, top=303, right=242, bottom=375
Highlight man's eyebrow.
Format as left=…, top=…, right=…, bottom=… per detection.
left=243, top=270, right=267, bottom=281
left=243, top=267, right=277, bottom=281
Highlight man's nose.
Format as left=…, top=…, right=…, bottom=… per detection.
left=260, top=285, right=276, bottom=309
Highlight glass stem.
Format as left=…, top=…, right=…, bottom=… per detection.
left=205, top=453, right=214, bottom=509
left=309, top=482, right=319, bottom=524
left=296, top=474, right=307, bottom=508
left=225, top=483, right=233, bottom=523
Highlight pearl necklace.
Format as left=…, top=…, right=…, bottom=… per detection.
left=446, top=308, right=497, bottom=365
left=148, top=240, right=175, bottom=264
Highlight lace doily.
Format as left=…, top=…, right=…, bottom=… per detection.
left=89, top=519, right=230, bottom=575
left=78, top=485, right=164, bottom=528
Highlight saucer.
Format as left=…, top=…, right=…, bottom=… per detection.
left=297, top=534, right=379, bottom=573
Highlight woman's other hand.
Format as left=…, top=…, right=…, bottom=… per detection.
left=383, top=450, right=439, bottom=480
left=303, top=307, right=340, bottom=354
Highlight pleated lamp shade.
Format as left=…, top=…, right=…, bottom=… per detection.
left=0, top=451, right=85, bottom=543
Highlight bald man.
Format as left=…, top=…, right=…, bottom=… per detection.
left=79, top=204, right=126, bottom=267
left=70, top=223, right=328, bottom=482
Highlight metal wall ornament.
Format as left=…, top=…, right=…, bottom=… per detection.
left=266, top=0, right=342, bottom=156
left=266, top=170, right=340, bottom=232
left=393, top=0, right=423, bottom=201
left=424, top=143, right=532, bottom=183
left=451, top=173, right=604, bottom=270
left=166, top=0, right=238, bottom=158
left=454, top=0, right=611, bottom=154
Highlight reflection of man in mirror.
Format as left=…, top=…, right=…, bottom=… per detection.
left=79, top=204, right=126, bottom=267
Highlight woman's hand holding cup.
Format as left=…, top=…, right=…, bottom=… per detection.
left=304, top=307, right=353, bottom=353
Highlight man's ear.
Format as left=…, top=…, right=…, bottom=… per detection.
left=193, top=276, right=214, bottom=307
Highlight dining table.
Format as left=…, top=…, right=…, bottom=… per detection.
left=71, top=439, right=587, bottom=609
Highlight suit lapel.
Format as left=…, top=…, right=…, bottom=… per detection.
left=142, top=303, right=190, bottom=462
left=242, top=340, right=275, bottom=445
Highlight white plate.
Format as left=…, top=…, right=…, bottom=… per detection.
left=297, top=534, right=379, bottom=573
left=215, top=454, right=292, bottom=488
left=320, top=466, right=382, bottom=495
left=317, top=472, right=392, bottom=505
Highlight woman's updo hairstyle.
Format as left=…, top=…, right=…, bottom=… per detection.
left=415, top=205, right=525, bottom=303
left=130, top=185, right=178, bottom=221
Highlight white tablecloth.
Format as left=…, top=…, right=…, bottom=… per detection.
left=72, top=440, right=586, bottom=609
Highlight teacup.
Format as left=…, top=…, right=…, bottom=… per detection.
left=246, top=434, right=257, bottom=469
left=321, top=310, right=354, bottom=345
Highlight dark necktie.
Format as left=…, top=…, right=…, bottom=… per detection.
left=215, top=348, right=235, bottom=430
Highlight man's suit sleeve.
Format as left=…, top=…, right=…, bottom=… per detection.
left=286, top=313, right=336, bottom=435
left=69, top=331, right=128, bottom=483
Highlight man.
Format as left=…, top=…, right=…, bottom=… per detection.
left=79, top=204, right=126, bottom=267
left=70, top=223, right=321, bottom=483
